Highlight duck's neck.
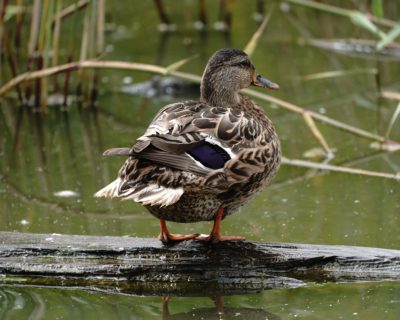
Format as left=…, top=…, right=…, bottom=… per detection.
left=200, top=70, right=241, bottom=107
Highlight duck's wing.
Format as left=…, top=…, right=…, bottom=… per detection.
left=100, top=102, right=224, bottom=178
left=134, top=101, right=277, bottom=185
left=103, top=100, right=274, bottom=181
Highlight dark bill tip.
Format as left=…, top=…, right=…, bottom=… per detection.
left=253, top=74, right=279, bottom=90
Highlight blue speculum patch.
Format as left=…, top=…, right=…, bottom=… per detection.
left=187, top=142, right=231, bottom=169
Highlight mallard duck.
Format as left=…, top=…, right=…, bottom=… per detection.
left=95, top=48, right=281, bottom=243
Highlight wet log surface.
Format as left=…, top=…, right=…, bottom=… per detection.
left=0, top=231, right=399, bottom=296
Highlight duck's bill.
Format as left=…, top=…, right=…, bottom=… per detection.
left=252, top=74, right=279, bottom=90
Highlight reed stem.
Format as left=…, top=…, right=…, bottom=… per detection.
left=282, top=157, right=400, bottom=181
left=0, top=59, right=397, bottom=148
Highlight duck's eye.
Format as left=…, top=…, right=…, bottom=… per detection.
left=236, top=60, right=251, bottom=68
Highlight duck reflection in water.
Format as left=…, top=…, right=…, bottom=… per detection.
left=161, top=295, right=281, bottom=320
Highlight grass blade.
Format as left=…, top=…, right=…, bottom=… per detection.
left=377, top=24, right=400, bottom=51
left=288, top=0, right=386, bottom=39
left=349, top=11, right=385, bottom=39
left=3, top=5, right=24, bottom=22
left=372, top=0, right=383, bottom=19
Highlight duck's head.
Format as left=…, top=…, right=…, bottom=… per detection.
left=200, top=48, right=279, bottom=106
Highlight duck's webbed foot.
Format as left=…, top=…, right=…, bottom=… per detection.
left=158, top=219, right=199, bottom=244
left=195, top=207, right=245, bottom=243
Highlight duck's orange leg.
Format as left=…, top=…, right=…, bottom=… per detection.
left=196, top=207, right=245, bottom=242
left=158, top=219, right=199, bottom=244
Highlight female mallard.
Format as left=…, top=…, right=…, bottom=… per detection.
left=95, top=48, right=281, bottom=243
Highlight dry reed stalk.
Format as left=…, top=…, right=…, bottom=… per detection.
left=382, top=91, right=400, bottom=101
left=153, top=0, right=170, bottom=25
left=77, top=9, right=89, bottom=104
left=0, top=0, right=8, bottom=21
left=52, top=0, right=62, bottom=67
left=39, top=0, right=55, bottom=111
left=244, top=8, right=273, bottom=57
left=385, top=102, right=400, bottom=138
left=14, top=0, right=24, bottom=49
left=302, top=113, right=332, bottom=155
left=302, top=68, right=377, bottom=81
left=28, top=0, right=41, bottom=57
left=216, top=0, right=234, bottom=30
left=3, top=33, right=24, bottom=104
left=198, top=0, right=207, bottom=27
left=243, top=88, right=388, bottom=143
left=282, top=157, right=400, bottom=180
left=50, top=0, right=62, bottom=93
left=51, top=0, right=88, bottom=26
left=96, top=0, right=104, bottom=56
left=0, top=59, right=399, bottom=149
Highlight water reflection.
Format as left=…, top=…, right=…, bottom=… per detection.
left=0, top=287, right=279, bottom=320
left=162, top=296, right=280, bottom=320
left=1, top=282, right=400, bottom=320
left=1, top=0, right=400, bottom=318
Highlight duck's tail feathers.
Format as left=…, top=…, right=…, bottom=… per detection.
left=94, top=178, right=121, bottom=198
left=121, top=184, right=184, bottom=207
left=103, top=148, right=131, bottom=157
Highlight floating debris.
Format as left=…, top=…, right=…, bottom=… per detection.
left=158, top=23, right=176, bottom=32
left=20, top=219, right=30, bottom=226
left=53, top=190, right=80, bottom=198
left=303, top=147, right=336, bottom=160
left=370, top=141, right=400, bottom=152
left=120, top=76, right=198, bottom=99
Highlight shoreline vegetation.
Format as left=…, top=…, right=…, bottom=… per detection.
left=1, top=0, right=399, bottom=180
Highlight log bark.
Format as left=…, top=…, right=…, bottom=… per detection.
left=0, top=231, right=399, bottom=295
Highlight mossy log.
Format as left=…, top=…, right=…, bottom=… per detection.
left=0, top=231, right=399, bottom=296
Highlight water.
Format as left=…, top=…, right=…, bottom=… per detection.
left=1, top=1, right=400, bottom=319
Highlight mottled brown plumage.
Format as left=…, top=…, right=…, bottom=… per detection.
left=95, top=48, right=281, bottom=243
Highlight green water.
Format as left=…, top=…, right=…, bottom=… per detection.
left=1, top=1, right=400, bottom=319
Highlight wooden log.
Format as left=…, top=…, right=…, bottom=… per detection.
left=0, top=231, right=399, bottom=296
